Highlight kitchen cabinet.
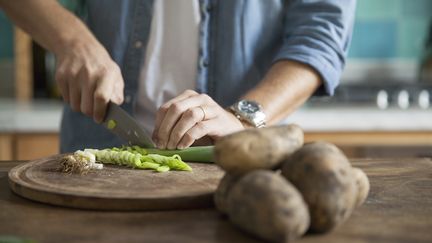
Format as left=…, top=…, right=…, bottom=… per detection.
left=0, top=134, right=13, bottom=160
left=304, top=131, right=432, bottom=158
left=1, top=131, right=431, bottom=160
left=0, top=133, right=59, bottom=161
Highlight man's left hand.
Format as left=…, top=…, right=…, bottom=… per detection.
left=152, top=90, right=244, bottom=149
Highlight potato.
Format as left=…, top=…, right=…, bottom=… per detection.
left=352, top=167, right=370, bottom=207
left=214, top=124, right=303, bottom=174
left=227, top=170, right=310, bottom=243
left=281, top=141, right=357, bottom=233
left=214, top=173, right=239, bottom=214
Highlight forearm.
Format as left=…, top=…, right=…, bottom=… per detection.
left=0, top=0, right=97, bottom=56
left=241, top=60, right=322, bottom=125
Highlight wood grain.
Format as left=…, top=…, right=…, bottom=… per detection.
left=15, top=133, right=59, bottom=160
left=305, top=131, right=432, bottom=146
left=14, top=27, right=33, bottom=101
left=0, top=158, right=431, bottom=243
left=8, top=154, right=224, bottom=210
left=0, top=134, right=13, bottom=160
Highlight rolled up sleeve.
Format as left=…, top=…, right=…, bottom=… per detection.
left=273, top=0, right=356, bottom=95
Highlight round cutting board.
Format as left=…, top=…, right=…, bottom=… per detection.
left=8, top=154, right=224, bottom=210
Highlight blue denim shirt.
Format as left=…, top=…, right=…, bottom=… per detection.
left=61, top=0, right=356, bottom=152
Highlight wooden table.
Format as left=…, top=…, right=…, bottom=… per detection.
left=0, top=159, right=431, bottom=243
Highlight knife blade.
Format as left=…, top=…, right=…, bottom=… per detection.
left=102, top=102, right=155, bottom=148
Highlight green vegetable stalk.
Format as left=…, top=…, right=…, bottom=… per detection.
left=89, top=148, right=192, bottom=172
left=120, top=145, right=215, bottom=163
left=61, top=145, right=214, bottom=174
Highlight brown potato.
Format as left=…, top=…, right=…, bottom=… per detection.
left=214, top=173, right=239, bottom=214
left=352, top=167, right=370, bottom=207
left=227, top=170, right=310, bottom=243
left=281, top=141, right=357, bottom=233
left=214, top=124, right=304, bottom=175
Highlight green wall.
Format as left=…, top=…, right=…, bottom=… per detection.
left=349, top=0, right=431, bottom=60
left=0, top=0, right=83, bottom=60
left=0, top=11, right=13, bottom=59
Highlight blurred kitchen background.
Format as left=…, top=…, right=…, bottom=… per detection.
left=0, top=0, right=432, bottom=160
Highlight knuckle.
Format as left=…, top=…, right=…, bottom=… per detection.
left=159, top=105, right=169, bottom=114
left=55, top=69, right=64, bottom=82
left=94, top=91, right=109, bottom=103
left=184, top=89, right=197, bottom=95
left=170, top=103, right=183, bottom=114
left=184, top=131, right=195, bottom=143
left=200, top=93, right=211, bottom=101
left=196, top=121, right=206, bottom=131
left=96, top=65, right=109, bottom=78
left=170, top=132, right=182, bottom=143
left=184, top=108, right=197, bottom=119
left=111, top=63, right=121, bottom=73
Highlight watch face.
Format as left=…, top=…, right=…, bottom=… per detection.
left=239, top=100, right=260, bottom=114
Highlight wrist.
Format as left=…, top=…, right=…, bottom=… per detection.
left=228, top=100, right=266, bottom=128
left=52, top=19, right=98, bottom=57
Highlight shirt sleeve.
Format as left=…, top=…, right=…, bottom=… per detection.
left=273, top=0, right=357, bottom=95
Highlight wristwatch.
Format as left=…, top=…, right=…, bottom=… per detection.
left=229, top=100, right=266, bottom=128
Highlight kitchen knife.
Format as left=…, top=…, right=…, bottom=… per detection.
left=102, top=102, right=155, bottom=148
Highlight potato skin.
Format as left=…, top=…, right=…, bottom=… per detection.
left=214, top=173, right=239, bottom=214
left=281, top=141, right=357, bottom=233
left=214, top=124, right=304, bottom=175
left=227, top=170, right=310, bottom=243
left=352, top=167, right=370, bottom=207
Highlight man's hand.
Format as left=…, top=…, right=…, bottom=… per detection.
left=152, top=90, right=245, bottom=149
left=55, top=41, right=124, bottom=123
left=0, top=0, right=124, bottom=123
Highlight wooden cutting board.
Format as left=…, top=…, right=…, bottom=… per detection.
left=8, top=154, right=224, bottom=210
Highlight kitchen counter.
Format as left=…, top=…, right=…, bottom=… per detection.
left=285, top=105, right=432, bottom=132
left=0, top=99, right=63, bottom=133
left=1, top=158, right=431, bottom=243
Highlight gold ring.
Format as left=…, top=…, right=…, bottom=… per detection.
left=198, top=106, right=206, bottom=120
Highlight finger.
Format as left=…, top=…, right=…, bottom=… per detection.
left=166, top=106, right=205, bottom=149
left=68, top=75, right=81, bottom=113
left=55, top=61, right=70, bottom=103
left=110, top=66, right=124, bottom=105
left=93, top=71, right=115, bottom=123
left=177, top=120, right=217, bottom=149
left=111, top=80, right=124, bottom=104
left=155, top=94, right=213, bottom=149
left=152, top=89, right=198, bottom=143
left=78, top=67, right=96, bottom=117
left=166, top=105, right=219, bottom=149
left=162, top=89, right=198, bottom=108
left=65, top=62, right=82, bottom=112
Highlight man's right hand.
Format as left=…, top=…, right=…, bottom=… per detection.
left=0, top=0, right=124, bottom=123
left=55, top=41, right=124, bottom=123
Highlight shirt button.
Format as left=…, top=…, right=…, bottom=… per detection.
left=201, top=3, right=212, bottom=13
left=206, top=4, right=212, bottom=11
left=134, top=41, right=143, bottom=49
left=200, top=58, right=209, bottom=67
left=125, top=95, right=132, bottom=104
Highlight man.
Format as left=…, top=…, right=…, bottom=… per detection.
left=0, top=0, right=356, bottom=152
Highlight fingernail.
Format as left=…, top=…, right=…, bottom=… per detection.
left=177, top=144, right=184, bottom=150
